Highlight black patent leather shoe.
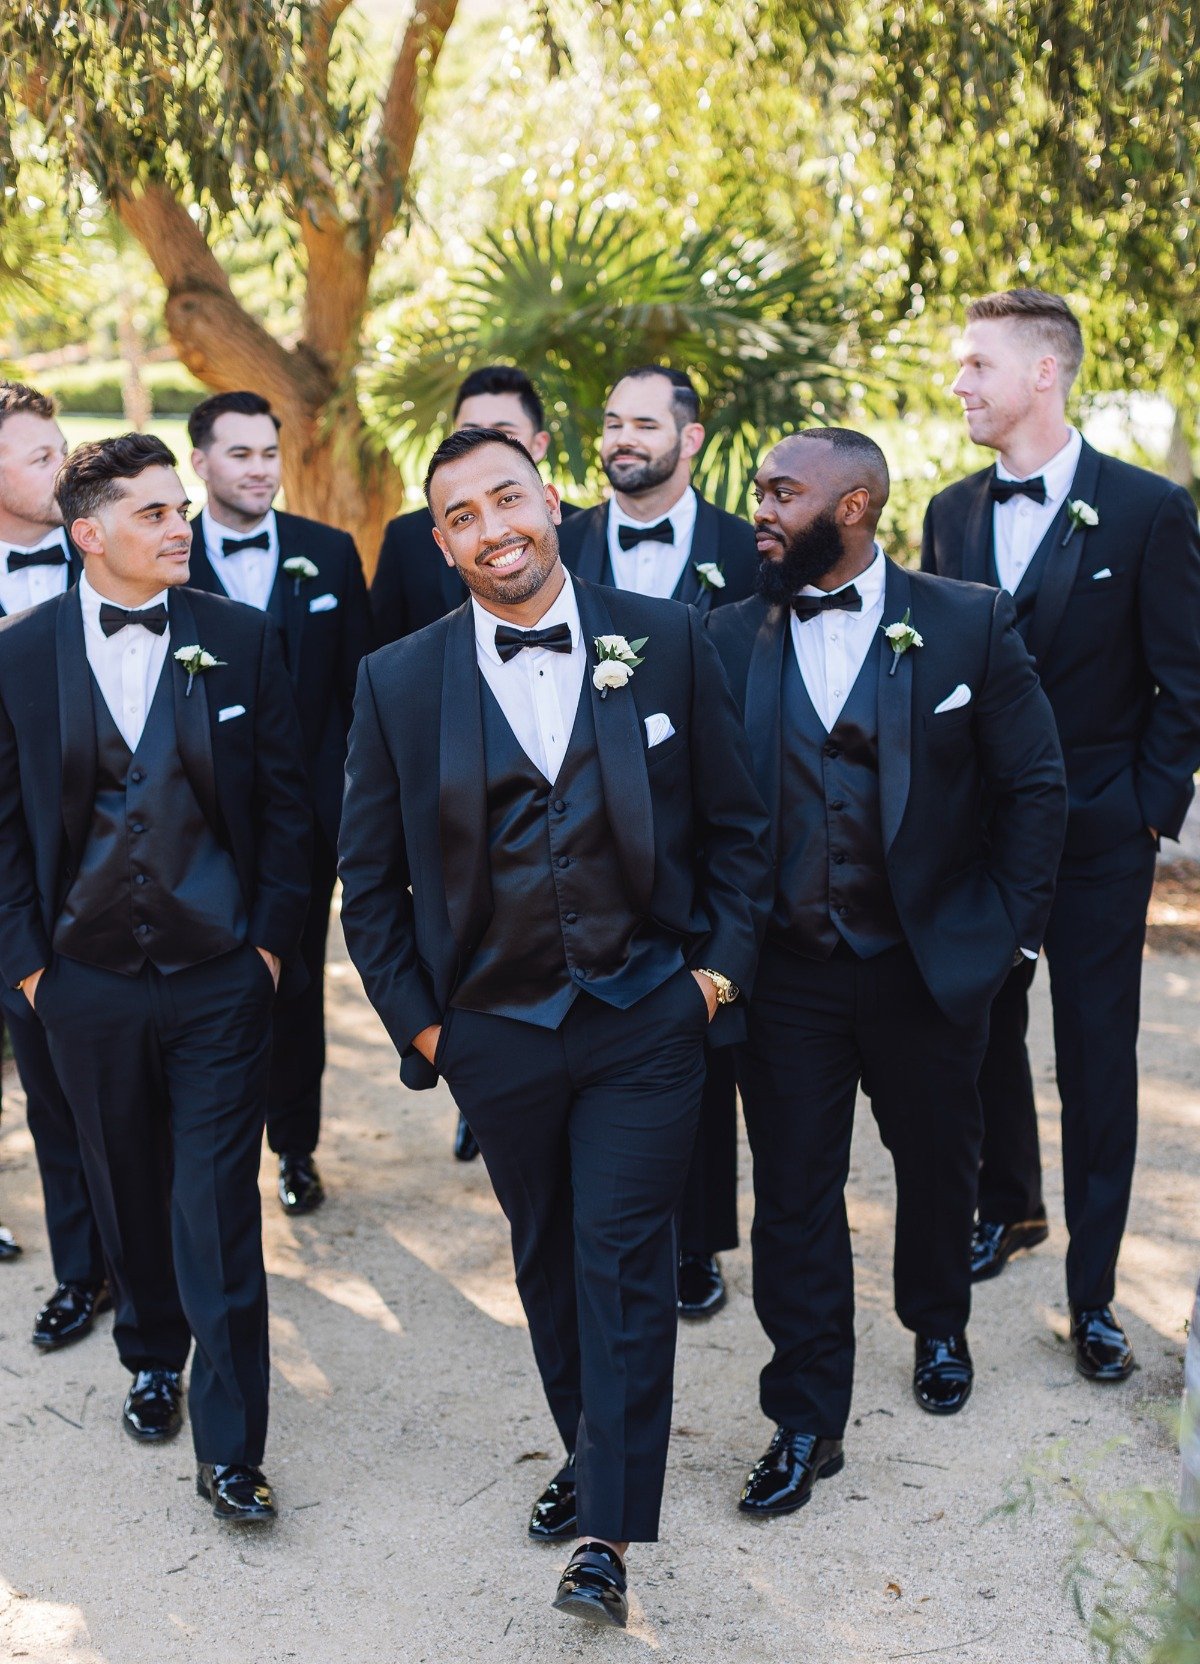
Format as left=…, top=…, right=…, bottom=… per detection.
left=196, top=1463, right=277, bottom=1523
left=529, top=1460, right=577, bottom=1541
left=453, top=1112, right=480, bottom=1162
left=913, top=1333, right=973, bottom=1414
left=678, top=1252, right=726, bottom=1319
left=278, top=1152, right=325, bottom=1215
left=32, top=1280, right=112, bottom=1351
left=971, top=1217, right=1049, bottom=1282
left=1070, top=1306, right=1135, bottom=1383
left=552, top=1541, right=628, bottom=1628
left=0, top=1222, right=21, bottom=1261
left=738, top=1427, right=845, bottom=1515
left=122, top=1368, right=184, bottom=1441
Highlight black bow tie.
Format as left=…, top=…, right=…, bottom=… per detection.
left=221, top=531, right=271, bottom=555
left=98, top=602, right=169, bottom=638
left=989, top=475, right=1047, bottom=505
left=790, top=586, right=863, bottom=624
left=6, top=544, right=67, bottom=573
left=494, top=622, right=573, bottom=663
left=617, top=518, right=674, bottom=551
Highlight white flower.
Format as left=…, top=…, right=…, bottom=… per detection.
left=881, top=610, right=923, bottom=676
left=282, top=556, right=319, bottom=580
left=593, top=659, right=634, bottom=692
left=173, top=643, right=226, bottom=696
left=595, top=633, right=634, bottom=658
left=694, top=561, right=726, bottom=590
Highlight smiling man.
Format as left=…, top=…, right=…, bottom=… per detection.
left=0, top=432, right=311, bottom=1524
left=338, top=426, right=771, bottom=1628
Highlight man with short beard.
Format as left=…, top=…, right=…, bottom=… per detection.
left=560, top=365, right=759, bottom=1322
left=339, top=427, right=771, bottom=1626
left=707, top=428, right=1065, bottom=1517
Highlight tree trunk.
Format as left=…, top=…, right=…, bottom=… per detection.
left=116, top=293, right=152, bottom=432
left=1165, top=402, right=1198, bottom=493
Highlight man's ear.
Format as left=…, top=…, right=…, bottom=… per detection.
left=70, top=516, right=105, bottom=559
left=839, top=487, right=871, bottom=528
left=679, top=421, right=706, bottom=464
left=543, top=482, right=563, bottom=526
left=432, top=524, right=455, bottom=569
left=190, top=448, right=210, bottom=483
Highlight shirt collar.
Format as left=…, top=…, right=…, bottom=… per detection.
left=472, top=570, right=582, bottom=667
left=609, top=483, right=696, bottom=536
left=202, top=505, right=277, bottom=555
left=995, top=427, right=1081, bottom=495
left=79, top=570, right=170, bottom=630
left=797, top=544, right=887, bottom=606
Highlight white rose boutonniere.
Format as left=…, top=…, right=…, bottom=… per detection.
left=881, top=609, right=923, bottom=677
left=174, top=644, right=226, bottom=697
left=592, top=633, right=647, bottom=697
left=282, top=555, right=319, bottom=594
left=694, top=561, right=726, bottom=591
left=1062, top=499, right=1100, bottom=546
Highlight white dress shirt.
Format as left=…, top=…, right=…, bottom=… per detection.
left=992, top=427, right=1082, bottom=595
left=790, top=546, right=888, bottom=732
left=79, top=572, right=171, bottom=750
left=472, top=577, right=586, bottom=785
left=608, top=485, right=697, bottom=599
left=201, top=506, right=279, bottom=611
left=0, top=528, right=72, bottom=618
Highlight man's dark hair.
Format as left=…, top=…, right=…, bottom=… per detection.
left=452, top=365, right=545, bottom=433
left=0, top=380, right=57, bottom=437
left=188, top=390, right=281, bottom=449
left=423, top=425, right=542, bottom=503
left=612, top=365, right=701, bottom=427
left=56, top=432, right=178, bottom=527
left=788, top=426, right=891, bottom=500
left=965, top=288, right=1084, bottom=391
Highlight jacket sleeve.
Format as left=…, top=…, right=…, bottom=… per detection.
left=0, top=681, right=51, bottom=988
left=1134, top=485, right=1200, bottom=840
left=369, top=523, right=411, bottom=647
left=248, top=620, right=314, bottom=956
left=974, top=590, right=1067, bottom=949
left=683, top=608, right=774, bottom=995
left=337, top=656, right=442, bottom=1055
left=919, top=500, right=938, bottom=574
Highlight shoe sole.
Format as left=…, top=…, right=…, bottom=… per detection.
left=1075, top=1358, right=1135, bottom=1384
left=737, top=1450, right=845, bottom=1516
left=678, top=1290, right=728, bottom=1321
left=528, top=1519, right=577, bottom=1542
left=33, top=1322, right=96, bottom=1352
left=552, top=1592, right=626, bottom=1628
left=971, top=1225, right=1050, bottom=1283
left=912, top=1379, right=973, bottom=1416
left=278, top=1193, right=325, bottom=1215
left=124, top=1420, right=184, bottom=1442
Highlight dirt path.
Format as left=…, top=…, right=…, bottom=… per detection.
left=1, top=907, right=1196, bottom=1663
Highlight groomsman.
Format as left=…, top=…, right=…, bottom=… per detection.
left=372, top=364, right=580, bottom=1163
left=0, top=433, right=311, bottom=1519
left=0, top=381, right=121, bottom=1346
left=339, top=427, right=771, bottom=1625
left=187, top=391, right=372, bottom=1214
left=922, top=289, right=1200, bottom=1381
left=560, top=365, right=759, bottom=1317
left=709, top=428, right=1065, bottom=1516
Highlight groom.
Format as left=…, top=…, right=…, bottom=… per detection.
left=339, top=426, right=771, bottom=1627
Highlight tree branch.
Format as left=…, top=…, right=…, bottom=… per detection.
left=366, top=0, right=461, bottom=258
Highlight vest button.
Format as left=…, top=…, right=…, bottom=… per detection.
left=834, top=854, right=846, bottom=865
left=556, top=856, right=570, bottom=869
left=574, top=967, right=589, bottom=980
left=552, top=799, right=567, bottom=814
left=823, top=742, right=841, bottom=758
left=564, top=912, right=579, bottom=925
left=130, top=768, right=145, bottom=784
left=830, top=799, right=845, bottom=811
left=837, top=905, right=849, bottom=917
left=135, top=873, right=147, bottom=885
left=132, top=823, right=146, bottom=834
left=137, top=923, right=150, bottom=935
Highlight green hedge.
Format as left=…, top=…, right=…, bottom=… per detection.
left=32, top=359, right=207, bottom=417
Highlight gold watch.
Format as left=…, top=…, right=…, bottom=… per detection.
left=695, top=968, right=739, bottom=1005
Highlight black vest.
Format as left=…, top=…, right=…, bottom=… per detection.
left=53, top=661, right=247, bottom=975
left=989, top=534, right=1053, bottom=646
left=450, top=673, right=682, bottom=1026
left=770, top=631, right=904, bottom=960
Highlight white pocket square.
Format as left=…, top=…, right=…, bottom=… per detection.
left=933, top=684, right=972, bottom=715
left=1092, top=567, right=1113, bottom=580
left=644, top=712, right=676, bottom=749
left=218, top=704, right=246, bottom=723
left=308, top=592, right=338, bottom=613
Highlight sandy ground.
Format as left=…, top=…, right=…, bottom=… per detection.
left=1, top=901, right=1196, bottom=1664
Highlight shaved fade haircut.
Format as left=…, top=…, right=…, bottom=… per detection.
left=966, top=289, right=1084, bottom=392
left=56, top=432, right=177, bottom=527
left=423, top=425, right=543, bottom=503
left=783, top=427, right=891, bottom=506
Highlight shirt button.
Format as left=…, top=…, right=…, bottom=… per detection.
left=574, top=967, right=589, bottom=980
left=137, top=923, right=150, bottom=935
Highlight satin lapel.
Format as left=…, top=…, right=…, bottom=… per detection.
left=1025, top=441, right=1102, bottom=667
left=962, top=474, right=995, bottom=584
left=575, top=578, right=655, bottom=914
left=64, top=533, right=84, bottom=588
left=878, top=561, right=914, bottom=853
left=168, top=589, right=221, bottom=836
left=743, top=601, right=787, bottom=858
left=185, top=520, right=227, bottom=596
left=675, top=495, right=718, bottom=615
left=438, top=603, right=492, bottom=948
left=271, top=522, right=307, bottom=673
left=574, top=506, right=612, bottom=586
left=55, top=589, right=95, bottom=870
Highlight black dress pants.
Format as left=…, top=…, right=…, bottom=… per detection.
left=266, top=828, right=337, bottom=1156
left=677, top=1042, right=739, bottom=1256
left=7, top=1002, right=108, bottom=1286
left=443, top=968, right=709, bottom=1542
left=39, top=946, right=275, bottom=1466
left=737, top=941, right=986, bottom=1438
left=977, top=830, right=1157, bottom=1310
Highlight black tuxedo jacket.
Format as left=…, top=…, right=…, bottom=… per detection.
left=188, top=509, right=371, bottom=846
left=371, top=500, right=582, bottom=645
left=558, top=494, right=758, bottom=615
left=0, top=532, right=82, bottom=618
left=921, top=442, right=1200, bottom=856
left=0, top=586, right=312, bottom=1010
left=707, top=562, right=1068, bottom=1026
left=339, top=574, right=774, bottom=1089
